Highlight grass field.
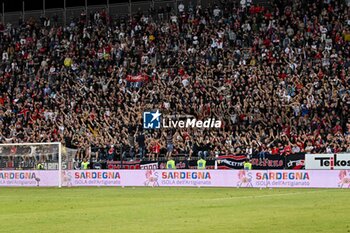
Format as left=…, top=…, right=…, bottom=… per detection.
left=0, top=187, right=349, bottom=233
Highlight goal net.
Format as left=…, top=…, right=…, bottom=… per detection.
left=0, top=142, right=66, bottom=187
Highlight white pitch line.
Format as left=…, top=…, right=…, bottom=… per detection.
left=210, top=190, right=331, bottom=201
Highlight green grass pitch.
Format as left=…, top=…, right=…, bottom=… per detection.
left=0, top=187, right=349, bottom=233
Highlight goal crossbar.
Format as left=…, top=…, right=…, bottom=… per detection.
left=0, top=142, right=62, bottom=188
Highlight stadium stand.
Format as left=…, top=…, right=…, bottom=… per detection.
left=0, top=0, right=349, bottom=165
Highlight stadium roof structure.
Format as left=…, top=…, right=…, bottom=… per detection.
left=2, top=0, right=131, bottom=12
left=1, top=0, right=218, bottom=12
left=0, top=0, right=221, bottom=26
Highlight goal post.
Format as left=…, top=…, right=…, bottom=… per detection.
left=0, top=142, right=63, bottom=187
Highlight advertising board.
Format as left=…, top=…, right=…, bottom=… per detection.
left=305, top=154, right=350, bottom=170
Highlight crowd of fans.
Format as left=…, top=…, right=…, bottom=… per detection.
left=0, top=0, right=349, bottom=163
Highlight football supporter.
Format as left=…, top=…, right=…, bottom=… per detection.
left=0, top=0, right=349, bottom=164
